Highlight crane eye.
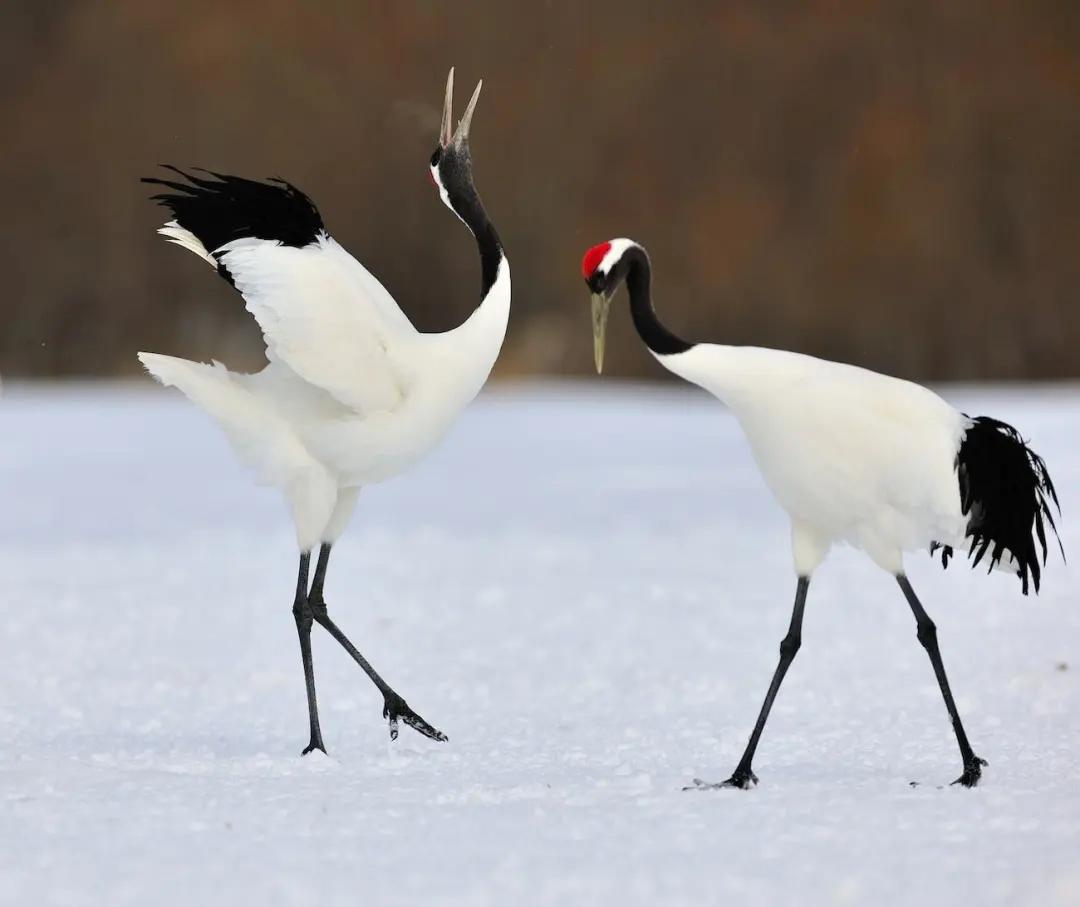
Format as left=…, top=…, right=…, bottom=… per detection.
left=430, top=149, right=442, bottom=167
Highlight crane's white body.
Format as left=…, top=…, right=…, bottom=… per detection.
left=140, top=229, right=510, bottom=551
left=656, top=343, right=979, bottom=576
left=585, top=237, right=1000, bottom=579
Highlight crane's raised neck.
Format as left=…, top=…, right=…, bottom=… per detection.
left=434, top=153, right=510, bottom=391
left=455, top=183, right=503, bottom=304
left=619, top=244, right=693, bottom=357
left=432, top=147, right=504, bottom=306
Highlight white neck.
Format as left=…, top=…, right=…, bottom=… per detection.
left=653, top=343, right=754, bottom=406
left=432, top=255, right=511, bottom=399
left=459, top=255, right=510, bottom=351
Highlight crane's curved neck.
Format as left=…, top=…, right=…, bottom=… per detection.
left=440, top=183, right=510, bottom=388
left=452, top=184, right=504, bottom=305
left=475, top=220, right=503, bottom=305
left=622, top=245, right=693, bottom=357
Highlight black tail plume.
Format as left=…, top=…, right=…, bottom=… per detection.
left=952, top=416, right=1063, bottom=594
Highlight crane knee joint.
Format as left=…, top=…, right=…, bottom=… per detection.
left=307, top=595, right=328, bottom=621
left=916, top=621, right=937, bottom=646
left=292, top=599, right=313, bottom=628
left=779, top=634, right=801, bottom=660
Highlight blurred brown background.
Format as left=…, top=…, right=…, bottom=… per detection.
left=2, top=0, right=1077, bottom=381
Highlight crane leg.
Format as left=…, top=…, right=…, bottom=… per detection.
left=896, top=575, right=987, bottom=787
left=292, top=551, right=326, bottom=756
left=686, top=576, right=810, bottom=791
left=307, top=544, right=448, bottom=743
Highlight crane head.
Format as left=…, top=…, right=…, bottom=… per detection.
left=429, top=67, right=483, bottom=222
left=581, top=239, right=636, bottom=373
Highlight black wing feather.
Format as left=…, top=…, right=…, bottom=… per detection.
left=142, top=166, right=324, bottom=285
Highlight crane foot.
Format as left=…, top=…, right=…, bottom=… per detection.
left=683, top=769, right=758, bottom=791
left=383, top=691, right=448, bottom=743
left=951, top=755, right=988, bottom=788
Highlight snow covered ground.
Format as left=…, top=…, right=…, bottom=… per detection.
left=1, top=380, right=1078, bottom=907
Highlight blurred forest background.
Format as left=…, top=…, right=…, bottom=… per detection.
left=1, top=0, right=1077, bottom=381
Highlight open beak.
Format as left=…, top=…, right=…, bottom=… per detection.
left=440, top=67, right=483, bottom=149
left=591, top=292, right=612, bottom=374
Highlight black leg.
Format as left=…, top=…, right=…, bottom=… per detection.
left=308, top=544, right=447, bottom=743
left=897, top=575, right=986, bottom=787
left=687, top=576, right=810, bottom=791
left=292, top=552, right=326, bottom=756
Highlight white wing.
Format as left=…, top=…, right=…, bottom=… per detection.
left=217, top=232, right=416, bottom=416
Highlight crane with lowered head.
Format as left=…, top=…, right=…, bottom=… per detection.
left=583, top=237, right=1061, bottom=789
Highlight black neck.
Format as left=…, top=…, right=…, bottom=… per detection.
left=452, top=185, right=503, bottom=301
left=624, top=246, right=692, bottom=356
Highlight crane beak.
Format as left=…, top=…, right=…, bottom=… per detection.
left=440, top=67, right=483, bottom=149
left=591, top=292, right=611, bottom=374
left=440, top=68, right=455, bottom=147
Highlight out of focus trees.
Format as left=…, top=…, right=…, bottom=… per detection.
left=2, top=0, right=1077, bottom=380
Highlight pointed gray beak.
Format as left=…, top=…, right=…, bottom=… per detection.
left=440, top=67, right=482, bottom=149
left=591, top=292, right=612, bottom=374
left=440, top=68, right=455, bottom=147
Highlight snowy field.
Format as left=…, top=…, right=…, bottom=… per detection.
left=1, top=380, right=1078, bottom=907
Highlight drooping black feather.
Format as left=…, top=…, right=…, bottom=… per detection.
left=142, top=166, right=324, bottom=285
left=947, top=416, right=1063, bottom=595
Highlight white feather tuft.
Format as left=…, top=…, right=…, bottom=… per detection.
left=157, top=221, right=218, bottom=268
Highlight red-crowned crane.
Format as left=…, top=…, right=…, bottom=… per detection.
left=138, top=70, right=509, bottom=754
left=582, top=237, right=1062, bottom=789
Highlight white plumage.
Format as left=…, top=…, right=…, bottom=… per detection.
left=139, top=233, right=509, bottom=550
left=662, top=343, right=973, bottom=575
